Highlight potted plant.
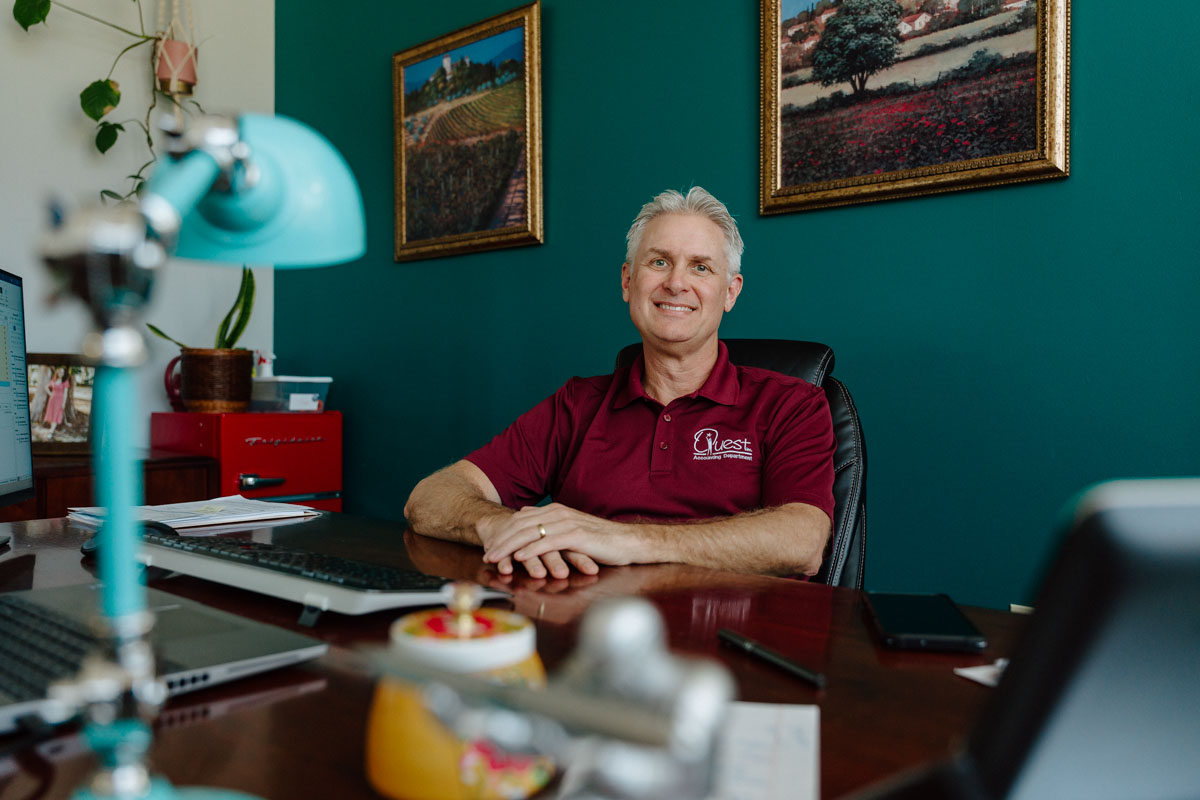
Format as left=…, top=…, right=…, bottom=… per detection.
left=149, top=267, right=255, bottom=413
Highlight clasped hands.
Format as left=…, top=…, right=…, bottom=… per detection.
left=478, top=502, right=633, bottom=579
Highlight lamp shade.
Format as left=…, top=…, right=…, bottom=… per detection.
left=149, top=114, right=365, bottom=268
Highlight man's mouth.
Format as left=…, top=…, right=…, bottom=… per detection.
left=655, top=303, right=693, bottom=312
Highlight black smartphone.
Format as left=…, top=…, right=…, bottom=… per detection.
left=865, top=591, right=987, bottom=653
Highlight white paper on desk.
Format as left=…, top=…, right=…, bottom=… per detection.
left=67, top=494, right=320, bottom=529
left=172, top=514, right=320, bottom=537
left=707, top=702, right=820, bottom=800
left=954, top=658, right=1009, bottom=688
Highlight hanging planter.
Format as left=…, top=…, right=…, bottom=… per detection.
left=154, top=0, right=199, bottom=96
left=155, top=37, right=198, bottom=95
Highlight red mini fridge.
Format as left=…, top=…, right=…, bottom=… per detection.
left=150, top=411, right=343, bottom=511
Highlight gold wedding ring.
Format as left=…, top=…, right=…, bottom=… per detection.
left=537, top=523, right=547, bottom=539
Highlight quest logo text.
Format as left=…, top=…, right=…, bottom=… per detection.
left=692, top=428, right=753, bottom=461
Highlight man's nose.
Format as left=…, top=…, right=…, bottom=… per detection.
left=662, top=264, right=688, bottom=292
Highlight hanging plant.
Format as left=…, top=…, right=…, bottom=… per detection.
left=11, top=0, right=201, bottom=201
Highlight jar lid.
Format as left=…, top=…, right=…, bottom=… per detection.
left=389, top=606, right=535, bottom=674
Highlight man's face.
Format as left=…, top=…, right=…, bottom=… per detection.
left=621, top=213, right=743, bottom=352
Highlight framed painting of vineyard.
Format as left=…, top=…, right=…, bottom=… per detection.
left=393, top=3, right=543, bottom=261
left=761, top=0, right=1068, bottom=214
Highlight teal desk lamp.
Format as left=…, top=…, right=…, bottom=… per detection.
left=40, top=113, right=364, bottom=800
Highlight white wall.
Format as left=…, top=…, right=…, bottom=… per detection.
left=0, top=0, right=274, bottom=447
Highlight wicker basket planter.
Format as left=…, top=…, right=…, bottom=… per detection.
left=179, top=348, right=253, bottom=413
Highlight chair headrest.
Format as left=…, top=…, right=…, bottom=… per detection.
left=615, top=339, right=836, bottom=385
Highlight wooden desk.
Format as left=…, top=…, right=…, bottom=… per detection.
left=0, top=516, right=1024, bottom=799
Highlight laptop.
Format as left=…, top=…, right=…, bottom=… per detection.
left=0, top=582, right=327, bottom=735
left=857, top=478, right=1200, bottom=799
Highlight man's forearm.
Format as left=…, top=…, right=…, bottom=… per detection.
left=623, top=503, right=830, bottom=576
left=489, top=501, right=831, bottom=577
left=403, top=463, right=511, bottom=546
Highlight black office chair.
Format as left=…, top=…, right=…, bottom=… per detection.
left=616, top=339, right=867, bottom=589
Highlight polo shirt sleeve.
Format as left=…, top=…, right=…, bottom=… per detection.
left=761, top=382, right=836, bottom=521
left=463, top=379, right=579, bottom=509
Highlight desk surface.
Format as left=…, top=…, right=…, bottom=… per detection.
left=0, top=515, right=1023, bottom=799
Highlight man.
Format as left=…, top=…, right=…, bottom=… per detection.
left=404, top=187, right=835, bottom=579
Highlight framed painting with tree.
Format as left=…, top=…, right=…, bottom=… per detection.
left=761, top=0, right=1069, bottom=214
left=393, top=2, right=543, bottom=261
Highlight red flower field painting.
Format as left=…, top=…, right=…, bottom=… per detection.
left=764, top=0, right=1066, bottom=212
left=782, top=54, right=1036, bottom=184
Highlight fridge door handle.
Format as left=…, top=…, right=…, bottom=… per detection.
left=239, top=473, right=286, bottom=491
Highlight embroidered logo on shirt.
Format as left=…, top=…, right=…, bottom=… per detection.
left=692, top=428, right=753, bottom=461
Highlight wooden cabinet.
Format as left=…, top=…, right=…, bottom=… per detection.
left=0, top=451, right=219, bottom=522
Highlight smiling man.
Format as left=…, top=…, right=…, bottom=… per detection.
left=404, top=187, right=836, bottom=579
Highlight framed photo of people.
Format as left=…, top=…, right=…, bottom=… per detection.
left=27, top=353, right=95, bottom=455
left=760, top=0, right=1069, bottom=214
left=393, top=2, right=543, bottom=261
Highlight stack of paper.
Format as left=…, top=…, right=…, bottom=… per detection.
left=67, top=494, right=320, bottom=530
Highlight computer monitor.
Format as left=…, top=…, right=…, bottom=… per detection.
left=863, top=478, right=1200, bottom=800
left=0, top=268, right=34, bottom=510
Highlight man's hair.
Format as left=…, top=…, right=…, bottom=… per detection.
left=624, top=187, right=744, bottom=276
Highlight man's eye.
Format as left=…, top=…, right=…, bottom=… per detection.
left=694, top=263, right=710, bottom=273
left=651, top=258, right=668, bottom=267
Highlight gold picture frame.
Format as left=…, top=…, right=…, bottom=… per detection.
left=761, top=0, right=1069, bottom=214
left=393, top=2, right=543, bottom=261
left=28, top=353, right=95, bottom=455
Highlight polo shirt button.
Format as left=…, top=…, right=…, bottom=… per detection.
left=659, top=441, right=668, bottom=450
left=663, top=413, right=672, bottom=422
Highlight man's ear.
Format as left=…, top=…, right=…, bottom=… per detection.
left=724, top=273, right=743, bottom=312
left=621, top=262, right=631, bottom=302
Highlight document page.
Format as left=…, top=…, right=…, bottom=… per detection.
left=67, top=494, right=320, bottom=529
left=708, top=702, right=820, bottom=800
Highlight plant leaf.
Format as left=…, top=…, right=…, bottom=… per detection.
left=13, top=0, right=50, bottom=31
left=146, top=323, right=189, bottom=349
left=215, top=268, right=254, bottom=348
left=215, top=268, right=255, bottom=348
left=80, top=79, right=120, bottom=121
left=214, top=289, right=236, bottom=348
left=99, top=189, right=123, bottom=202
left=95, top=121, right=124, bottom=154
left=223, top=268, right=256, bottom=349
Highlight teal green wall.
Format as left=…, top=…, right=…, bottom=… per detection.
left=275, top=2, right=1200, bottom=609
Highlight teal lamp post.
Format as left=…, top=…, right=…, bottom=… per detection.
left=40, top=113, right=364, bottom=800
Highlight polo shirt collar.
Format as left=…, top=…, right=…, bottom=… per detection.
left=614, top=341, right=739, bottom=408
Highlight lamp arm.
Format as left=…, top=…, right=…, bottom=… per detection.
left=93, top=364, right=144, bottom=620
left=140, top=149, right=223, bottom=248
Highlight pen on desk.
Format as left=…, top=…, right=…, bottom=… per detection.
left=718, top=628, right=826, bottom=689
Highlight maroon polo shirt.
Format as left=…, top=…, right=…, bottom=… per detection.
left=465, top=342, right=836, bottom=522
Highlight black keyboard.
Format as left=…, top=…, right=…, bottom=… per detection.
left=137, top=525, right=508, bottom=617
left=0, top=594, right=92, bottom=704
left=140, top=526, right=449, bottom=592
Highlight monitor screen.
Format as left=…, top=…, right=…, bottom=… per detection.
left=967, top=479, right=1200, bottom=799
left=859, top=480, right=1200, bottom=800
left=0, top=268, right=34, bottom=509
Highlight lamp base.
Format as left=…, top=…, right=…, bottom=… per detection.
left=73, top=778, right=262, bottom=799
